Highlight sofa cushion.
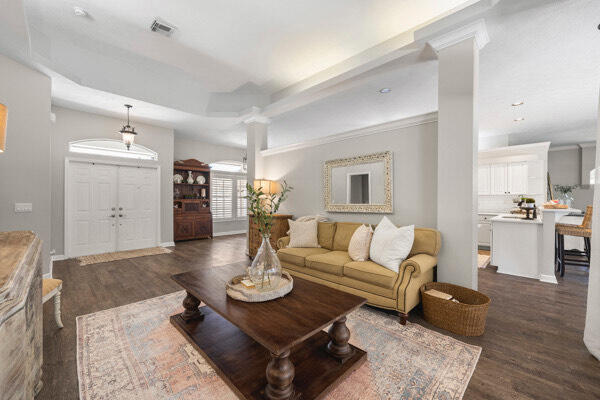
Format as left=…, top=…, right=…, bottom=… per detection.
left=348, top=224, right=373, bottom=261
left=332, top=222, right=363, bottom=251
left=288, top=219, right=320, bottom=248
left=278, top=247, right=330, bottom=267
left=318, top=222, right=337, bottom=250
left=306, top=251, right=352, bottom=276
left=409, top=228, right=442, bottom=257
left=344, top=261, right=398, bottom=289
left=370, top=217, right=414, bottom=273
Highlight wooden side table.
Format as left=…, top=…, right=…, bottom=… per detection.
left=248, top=214, right=293, bottom=258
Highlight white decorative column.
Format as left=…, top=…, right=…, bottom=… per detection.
left=244, top=113, right=270, bottom=185
left=430, top=20, right=489, bottom=290
left=584, top=96, right=600, bottom=359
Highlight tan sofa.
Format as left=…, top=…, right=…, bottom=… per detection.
left=277, top=222, right=441, bottom=324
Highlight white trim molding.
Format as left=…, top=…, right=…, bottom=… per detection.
left=539, top=274, right=559, bottom=284
left=428, top=19, right=489, bottom=53
left=160, top=242, right=175, bottom=247
left=213, top=230, right=247, bottom=237
left=261, top=112, right=437, bottom=157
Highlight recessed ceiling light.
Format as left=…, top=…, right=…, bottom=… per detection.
left=73, top=6, right=88, bottom=17
left=514, top=117, right=525, bottom=122
left=379, top=88, right=392, bottom=94
left=511, top=101, right=524, bottom=107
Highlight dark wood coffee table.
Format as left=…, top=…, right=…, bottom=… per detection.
left=170, top=262, right=367, bottom=400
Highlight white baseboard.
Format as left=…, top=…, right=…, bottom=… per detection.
left=160, top=241, right=175, bottom=247
left=44, top=254, right=68, bottom=279
left=213, top=230, right=247, bottom=237
left=539, top=274, right=558, bottom=284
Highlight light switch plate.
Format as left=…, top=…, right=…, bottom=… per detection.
left=15, top=203, right=33, bottom=213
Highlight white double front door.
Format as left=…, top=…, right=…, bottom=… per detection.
left=66, top=161, right=159, bottom=257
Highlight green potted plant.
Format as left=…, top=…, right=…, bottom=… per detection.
left=246, top=180, right=292, bottom=292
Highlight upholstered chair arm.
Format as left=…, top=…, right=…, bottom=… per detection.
left=277, top=236, right=290, bottom=250
left=398, top=254, right=437, bottom=278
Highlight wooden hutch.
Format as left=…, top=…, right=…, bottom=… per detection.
left=173, top=159, right=213, bottom=241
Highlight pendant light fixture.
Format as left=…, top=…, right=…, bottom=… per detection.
left=118, top=104, right=137, bottom=150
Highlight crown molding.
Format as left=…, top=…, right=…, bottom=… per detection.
left=578, top=142, right=596, bottom=149
left=549, top=144, right=580, bottom=151
left=261, top=112, right=438, bottom=157
left=428, top=19, right=489, bottom=53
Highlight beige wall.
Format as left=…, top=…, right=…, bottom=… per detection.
left=174, top=137, right=244, bottom=164
left=262, top=121, right=438, bottom=228
left=548, top=146, right=595, bottom=210
left=0, top=54, right=52, bottom=274
left=50, top=106, right=175, bottom=256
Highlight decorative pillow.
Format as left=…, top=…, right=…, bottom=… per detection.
left=287, top=219, right=320, bottom=248
left=348, top=224, right=373, bottom=261
left=369, top=217, right=414, bottom=272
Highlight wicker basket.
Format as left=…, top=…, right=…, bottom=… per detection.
left=420, top=282, right=491, bottom=336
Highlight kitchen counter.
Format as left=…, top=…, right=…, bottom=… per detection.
left=490, top=213, right=542, bottom=224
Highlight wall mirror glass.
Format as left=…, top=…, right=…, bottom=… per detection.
left=324, top=151, right=392, bottom=213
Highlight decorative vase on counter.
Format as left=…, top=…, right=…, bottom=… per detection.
left=248, top=234, right=282, bottom=292
left=187, top=171, right=195, bottom=184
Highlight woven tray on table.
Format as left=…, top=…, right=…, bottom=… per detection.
left=226, top=271, right=293, bottom=302
left=420, top=282, right=491, bottom=336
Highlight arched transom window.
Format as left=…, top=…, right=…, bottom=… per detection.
left=68, top=139, right=158, bottom=160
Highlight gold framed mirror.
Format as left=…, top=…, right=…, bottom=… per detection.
left=323, top=151, right=393, bottom=213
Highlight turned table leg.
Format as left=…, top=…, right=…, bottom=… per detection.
left=265, top=350, right=295, bottom=400
left=181, top=291, right=204, bottom=321
left=326, top=316, right=354, bottom=362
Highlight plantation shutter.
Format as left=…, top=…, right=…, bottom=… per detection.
left=211, top=175, right=233, bottom=219
left=237, top=179, right=247, bottom=218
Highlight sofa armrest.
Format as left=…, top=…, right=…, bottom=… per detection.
left=277, top=236, right=290, bottom=250
left=399, top=254, right=437, bottom=277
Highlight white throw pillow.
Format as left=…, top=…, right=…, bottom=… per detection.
left=287, top=219, right=320, bottom=248
left=348, top=224, right=373, bottom=261
left=369, top=217, right=414, bottom=273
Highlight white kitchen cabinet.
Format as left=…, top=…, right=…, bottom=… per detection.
left=478, top=165, right=491, bottom=194
left=527, top=160, right=545, bottom=195
left=508, top=162, right=528, bottom=194
left=490, top=163, right=508, bottom=194
left=478, top=214, right=496, bottom=246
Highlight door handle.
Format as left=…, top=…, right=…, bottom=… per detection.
left=110, top=214, right=115, bottom=218
left=119, top=207, right=123, bottom=211
left=119, top=214, right=123, bottom=217
left=111, top=207, right=115, bottom=211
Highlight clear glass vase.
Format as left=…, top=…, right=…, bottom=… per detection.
left=248, top=234, right=282, bottom=292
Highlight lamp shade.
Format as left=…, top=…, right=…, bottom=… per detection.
left=253, top=179, right=279, bottom=195
left=0, top=103, right=6, bottom=152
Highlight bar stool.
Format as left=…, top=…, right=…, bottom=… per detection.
left=556, top=205, right=592, bottom=277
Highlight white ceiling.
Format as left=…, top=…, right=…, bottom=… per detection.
left=0, top=0, right=597, bottom=149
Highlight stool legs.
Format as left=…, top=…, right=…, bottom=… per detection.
left=584, top=237, right=591, bottom=262
left=54, top=286, right=64, bottom=328
left=559, top=234, right=566, bottom=277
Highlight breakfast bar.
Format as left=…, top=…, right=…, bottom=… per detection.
left=490, top=208, right=578, bottom=283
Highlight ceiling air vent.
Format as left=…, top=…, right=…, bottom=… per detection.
left=150, top=18, right=176, bottom=37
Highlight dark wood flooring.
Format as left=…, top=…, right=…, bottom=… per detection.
left=39, top=235, right=600, bottom=400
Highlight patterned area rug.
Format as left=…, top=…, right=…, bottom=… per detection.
left=76, top=246, right=172, bottom=266
left=477, top=254, right=491, bottom=269
left=77, top=291, right=481, bottom=400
